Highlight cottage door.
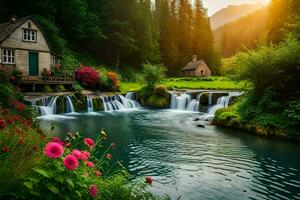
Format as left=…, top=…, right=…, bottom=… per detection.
left=29, top=52, right=38, bottom=76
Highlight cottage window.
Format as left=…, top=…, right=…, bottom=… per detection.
left=51, top=56, right=60, bottom=65
left=2, top=49, right=15, bottom=64
left=23, top=29, right=37, bottom=42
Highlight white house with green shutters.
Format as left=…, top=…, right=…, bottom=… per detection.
left=0, top=16, right=60, bottom=78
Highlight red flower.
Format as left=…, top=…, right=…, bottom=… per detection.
left=51, top=137, right=64, bottom=146
left=11, top=100, right=26, bottom=112
left=22, top=119, right=31, bottom=127
left=6, top=115, right=21, bottom=124
left=80, top=151, right=90, bottom=161
left=85, top=161, right=95, bottom=168
left=84, top=138, right=95, bottom=148
left=0, top=119, right=6, bottom=129
left=2, top=146, right=10, bottom=153
left=75, top=66, right=99, bottom=88
left=64, top=155, right=79, bottom=170
left=106, top=153, right=112, bottom=160
left=88, top=185, right=98, bottom=197
left=94, top=170, right=102, bottom=177
left=45, top=142, right=64, bottom=158
left=145, top=176, right=153, bottom=185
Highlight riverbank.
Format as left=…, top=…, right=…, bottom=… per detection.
left=213, top=105, right=300, bottom=142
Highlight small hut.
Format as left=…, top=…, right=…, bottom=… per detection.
left=181, top=55, right=211, bottom=77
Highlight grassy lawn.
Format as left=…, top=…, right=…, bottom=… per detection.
left=120, top=76, right=243, bottom=93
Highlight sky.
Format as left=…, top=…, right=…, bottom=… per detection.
left=203, top=0, right=270, bottom=16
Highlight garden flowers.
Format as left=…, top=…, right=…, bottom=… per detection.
left=45, top=142, right=64, bottom=158
left=88, top=184, right=98, bottom=197
left=64, top=155, right=79, bottom=170
left=84, top=138, right=95, bottom=148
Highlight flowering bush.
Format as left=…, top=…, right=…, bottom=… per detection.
left=75, top=66, right=99, bottom=88
left=98, top=70, right=121, bottom=92
left=15, top=130, right=167, bottom=200
left=107, top=72, right=120, bottom=91
left=0, top=65, right=23, bottom=83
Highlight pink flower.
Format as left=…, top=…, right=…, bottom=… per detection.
left=80, top=151, right=90, bottom=161
left=84, top=138, right=95, bottom=148
left=106, top=153, right=112, bottom=160
left=146, top=176, right=153, bottom=185
left=2, top=146, right=10, bottom=153
left=45, top=142, right=64, bottom=158
left=94, top=170, right=102, bottom=177
left=85, top=161, right=95, bottom=168
left=51, top=137, right=64, bottom=146
left=64, top=155, right=78, bottom=170
left=72, top=149, right=82, bottom=159
left=88, top=185, right=98, bottom=197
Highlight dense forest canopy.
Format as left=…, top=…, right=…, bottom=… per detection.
left=0, top=0, right=220, bottom=75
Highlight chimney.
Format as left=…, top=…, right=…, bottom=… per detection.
left=192, top=55, right=198, bottom=62
left=10, top=15, right=17, bottom=23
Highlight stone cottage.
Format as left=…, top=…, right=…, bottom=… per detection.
left=0, top=16, right=60, bottom=78
left=181, top=55, right=211, bottom=77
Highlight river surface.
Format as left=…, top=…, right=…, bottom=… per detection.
left=39, top=109, right=300, bottom=200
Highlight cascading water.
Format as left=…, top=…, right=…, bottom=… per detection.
left=101, top=93, right=140, bottom=111
left=66, top=96, right=75, bottom=113
left=38, top=96, right=59, bottom=116
left=87, top=97, right=94, bottom=113
left=171, top=93, right=198, bottom=111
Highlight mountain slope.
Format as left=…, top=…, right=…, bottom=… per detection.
left=213, top=7, right=269, bottom=58
left=210, top=3, right=264, bottom=30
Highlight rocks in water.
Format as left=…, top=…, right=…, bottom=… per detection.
left=193, top=118, right=200, bottom=121
left=196, top=124, right=205, bottom=128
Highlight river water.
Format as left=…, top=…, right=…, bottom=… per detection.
left=39, top=109, right=300, bottom=200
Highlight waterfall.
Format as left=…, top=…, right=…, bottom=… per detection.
left=207, top=92, right=240, bottom=115
left=208, top=93, right=213, bottom=105
left=187, top=100, right=200, bottom=112
left=87, top=97, right=94, bottom=113
left=38, top=96, right=59, bottom=116
left=171, top=93, right=197, bottom=111
left=66, top=96, right=75, bottom=113
left=101, top=93, right=140, bottom=111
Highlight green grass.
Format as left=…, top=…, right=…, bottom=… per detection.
left=120, top=76, right=242, bottom=92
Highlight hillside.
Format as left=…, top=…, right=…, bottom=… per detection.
left=213, top=7, right=269, bottom=58
left=210, top=3, right=264, bottom=30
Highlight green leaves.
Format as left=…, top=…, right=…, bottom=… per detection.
left=65, top=178, right=74, bottom=189
left=34, top=168, right=52, bottom=178
left=46, top=183, right=59, bottom=194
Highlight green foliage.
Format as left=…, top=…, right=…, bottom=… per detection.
left=42, top=85, right=53, bottom=93
left=73, top=82, right=84, bottom=93
left=285, top=100, right=300, bottom=127
left=54, top=85, right=66, bottom=92
left=0, top=117, right=44, bottom=197
left=154, top=85, right=168, bottom=97
left=138, top=63, right=166, bottom=91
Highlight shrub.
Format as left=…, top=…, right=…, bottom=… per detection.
left=73, top=82, right=84, bottom=92
left=285, top=100, right=300, bottom=127
left=54, top=84, right=66, bottom=92
left=107, top=72, right=120, bottom=91
left=42, top=85, right=53, bottom=93
left=0, top=113, right=44, bottom=196
left=75, top=66, right=99, bottom=88
left=138, top=63, right=166, bottom=91
left=154, top=85, right=168, bottom=97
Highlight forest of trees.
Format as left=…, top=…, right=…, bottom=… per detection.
left=214, top=0, right=300, bottom=58
left=0, top=0, right=220, bottom=76
left=213, top=8, right=268, bottom=57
